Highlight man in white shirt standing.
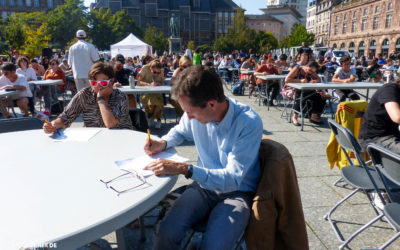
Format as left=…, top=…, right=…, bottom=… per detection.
left=68, top=30, right=99, bottom=91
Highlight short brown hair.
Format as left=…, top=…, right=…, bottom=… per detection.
left=16, top=56, right=29, bottom=68
left=171, top=65, right=225, bottom=108
left=148, top=59, right=162, bottom=69
left=88, top=62, right=115, bottom=80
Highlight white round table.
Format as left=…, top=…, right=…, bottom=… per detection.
left=0, top=128, right=177, bottom=250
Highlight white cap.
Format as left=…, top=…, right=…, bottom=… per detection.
left=76, top=30, right=87, bottom=38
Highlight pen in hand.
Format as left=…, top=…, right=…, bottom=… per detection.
left=44, top=119, right=61, bottom=136
left=147, top=129, right=153, bottom=156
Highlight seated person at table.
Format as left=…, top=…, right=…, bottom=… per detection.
left=170, top=56, right=193, bottom=118
left=30, top=58, right=45, bottom=78
left=275, top=54, right=290, bottom=71
left=137, top=59, right=165, bottom=129
left=332, top=56, right=360, bottom=102
left=382, top=58, right=395, bottom=83
left=43, top=62, right=133, bottom=133
left=254, top=58, right=280, bottom=106
left=359, top=79, right=400, bottom=154
left=240, top=58, right=257, bottom=92
left=144, top=65, right=262, bottom=250
left=112, top=54, right=136, bottom=108
left=327, top=57, right=339, bottom=73
left=285, top=61, right=326, bottom=126
left=16, top=56, right=37, bottom=115
left=0, top=63, right=31, bottom=118
left=377, top=53, right=386, bottom=66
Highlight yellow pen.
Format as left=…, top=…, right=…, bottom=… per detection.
left=147, top=129, right=153, bottom=156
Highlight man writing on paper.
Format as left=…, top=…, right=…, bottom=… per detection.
left=143, top=66, right=263, bottom=249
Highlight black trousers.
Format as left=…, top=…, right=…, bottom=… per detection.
left=293, top=90, right=326, bottom=114
left=335, top=89, right=360, bottom=102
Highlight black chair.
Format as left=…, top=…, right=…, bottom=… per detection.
left=325, top=119, right=400, bottom=249
left=367, top=143, right=400, bottom=249
left=0, top=117, right=43, bottom=133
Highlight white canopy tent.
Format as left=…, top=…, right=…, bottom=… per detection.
left=110, top=33, right=152, bottom=59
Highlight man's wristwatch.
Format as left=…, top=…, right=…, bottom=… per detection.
left=185, top=164, right=193, bottom=179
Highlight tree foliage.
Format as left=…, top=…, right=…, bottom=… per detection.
left=288, top=24, right=315, bottom=47
left=47, top=0, right=87, bottom=48
left=143, top=25, right=168, bottom=53
left=253, top=31, right=278, bottom=53
left=187, top=41, right=195, bottom=51
left=2, top=13, right=26, bottom=50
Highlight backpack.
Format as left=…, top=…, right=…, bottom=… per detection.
left=231, top=81, right=244, bottom=96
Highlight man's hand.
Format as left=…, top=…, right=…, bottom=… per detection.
left=144, top=139, right=167, bottom=155
left=113, top=82, right=122, bottom=88
left=144, top=159, right=188, bottom=176
left=43, top=121, right=56, bottom=134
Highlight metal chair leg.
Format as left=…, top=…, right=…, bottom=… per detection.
left=324, top=188, right=360, bottom=243
left=379, top=231, right=400, bottom=249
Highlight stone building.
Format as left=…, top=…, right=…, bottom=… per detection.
left=91, top=0, right=238, bottom=46
left=306, top=1, right=317, bottom=35
left=260, top=6, right=303, bottom=37
left=329, top=0, right=400, bottom=58
left=246, top=14, right=284, bottom=40
left=315, top=0, right=342, bottom=47
left=0, top=0, right=64, bottom=19
left=266, top=0, right=308, bottom=24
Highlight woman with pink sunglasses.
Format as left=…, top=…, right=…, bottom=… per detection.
left=43, top=62, right=133, bottom=133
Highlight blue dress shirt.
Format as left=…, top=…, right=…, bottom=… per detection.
left=162, top=98, right=263, bottom=193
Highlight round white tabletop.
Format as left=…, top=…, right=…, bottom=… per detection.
left=119, top=86, right=171, bottom=95
left=0, top=128, right=177, bottom=250
left=28, top=79, right=63, bottom=86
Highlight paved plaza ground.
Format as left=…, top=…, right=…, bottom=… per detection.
left=18, top=86, right=400, bottom=249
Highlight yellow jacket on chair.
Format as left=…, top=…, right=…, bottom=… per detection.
left=326, top=100, right=369, bottom=169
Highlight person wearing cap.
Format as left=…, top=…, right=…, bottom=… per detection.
left=68, top=30, right=100, bottom=91
left=112, top=54, right=136, bottom=108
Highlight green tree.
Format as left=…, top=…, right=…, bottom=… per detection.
left=196, top=44, right=211, bottom=53
left=253, top=31, right=278, bottom=53
left=288, top=24, right=315, bottom=47
left=143, top=25, right=168, bottom=53
left=47, top=0, right=88, bottom=48
left=2, top=13, right=26, bottom=50
left=213, top=35, right=234, bottom=54
left=279, top=36, right=290, bottom=49
left=88, top=8, right=114, bottom=50
left=111, top=10, right=143, bottom=42
left=23, top=23, right=51, bottom=58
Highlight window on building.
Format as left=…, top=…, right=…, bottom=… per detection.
left=225, top=12, right=228, bottom=18
left=362, top=18, right=367, bottom=31
left=375, top=5, right=379, bottom=13
left=218, top=12, right=222, bottom=18
left=1, top=0, right=5, bottom=5
left=351, top=21, right=356, bottom=32
left=353, top=11, right=356, bottom=19
left=225, top=20, right=228, bottom=25
left=373, top=16, right=378, bottom=29
left=25, top=0, right=30, bottom=6
left=342, top=23, right=347, bottom=34
left=145, top=3, right=158, bottom=17
left=193, top=0, right=200, bottom=8
left=386, top=14, right=392, bottom=28
left=344, top=13, right=347, bottom=20
left=340, top=43, right=346, bottom=50
left=1, top=11, right=7, bottom=19
left=10, top=0, right=15, bottom=6
left=334, top=24, right=338, bottom=35
left=17, top=0, right=23, bottom=6
left=363, top=8, right=367, bottom=16
left=388, top=2, right=393, bottom=10
left=231, top=12, right=234, bottom=18
left=224, top=28, right=228, bottom=33
left=218, top=28, right=222, bottom=33
left=335, top=16, right=338, bottom=22
left=47, top=0, right=53, bottom=8
left=218, top=20, right=222, bottom=25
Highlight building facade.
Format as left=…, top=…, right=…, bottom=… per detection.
left=329, top=0, right=400, bottom=58
left=306, top=1, right=317, bottom=35
left=260, top=6, right=303, bottom=37
left=266, top=0, right=308, bottom=24
left=246, top=14, right=284, bottom=40
left=0, top=0, right=64, bottom=19
left=91, top=0, right=238, bottom=45
left=315, top=0, right=340, bottom=47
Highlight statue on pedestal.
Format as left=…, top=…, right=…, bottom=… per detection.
left=170, top=13, right=179, bottom=38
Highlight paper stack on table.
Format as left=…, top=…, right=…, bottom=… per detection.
left=115, top=152, right=189, bottom=177
left=51, top=129, right=102, bottom=142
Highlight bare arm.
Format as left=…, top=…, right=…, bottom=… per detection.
left=385, top=102, right=400, bottom=124
left=97, top=100, right=118, bottom=128
left=285, top=67, right=304, bottom=83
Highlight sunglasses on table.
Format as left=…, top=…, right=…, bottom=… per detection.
left=90, top=80, right=111, bottom=87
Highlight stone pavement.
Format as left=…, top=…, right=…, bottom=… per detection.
left=23, top=86, right=400, bottom=249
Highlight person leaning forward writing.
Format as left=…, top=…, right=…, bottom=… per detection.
left=43, top=62, right=133, bottom=133
left=143, top=66, right=263, bottom=249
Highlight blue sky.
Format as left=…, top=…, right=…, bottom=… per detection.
left=83, top=0, right=267, bottom=14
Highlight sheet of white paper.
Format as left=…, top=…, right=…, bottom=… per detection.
left=51, top=129, right=101, bottom=142
left=115, top=152, right=189, bottom=177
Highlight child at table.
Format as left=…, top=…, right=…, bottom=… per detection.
left=43, top=62, right=133, bottom=133
left=332, top=56, right=360, bottom=102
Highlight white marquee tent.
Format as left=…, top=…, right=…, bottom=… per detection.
left=110, top=33, right=152, bottom=59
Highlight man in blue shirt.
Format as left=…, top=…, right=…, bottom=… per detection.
left=144, top=66, right=263, bottom=249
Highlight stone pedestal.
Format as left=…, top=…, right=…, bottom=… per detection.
left=169, top=37, right=182, bottom=54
